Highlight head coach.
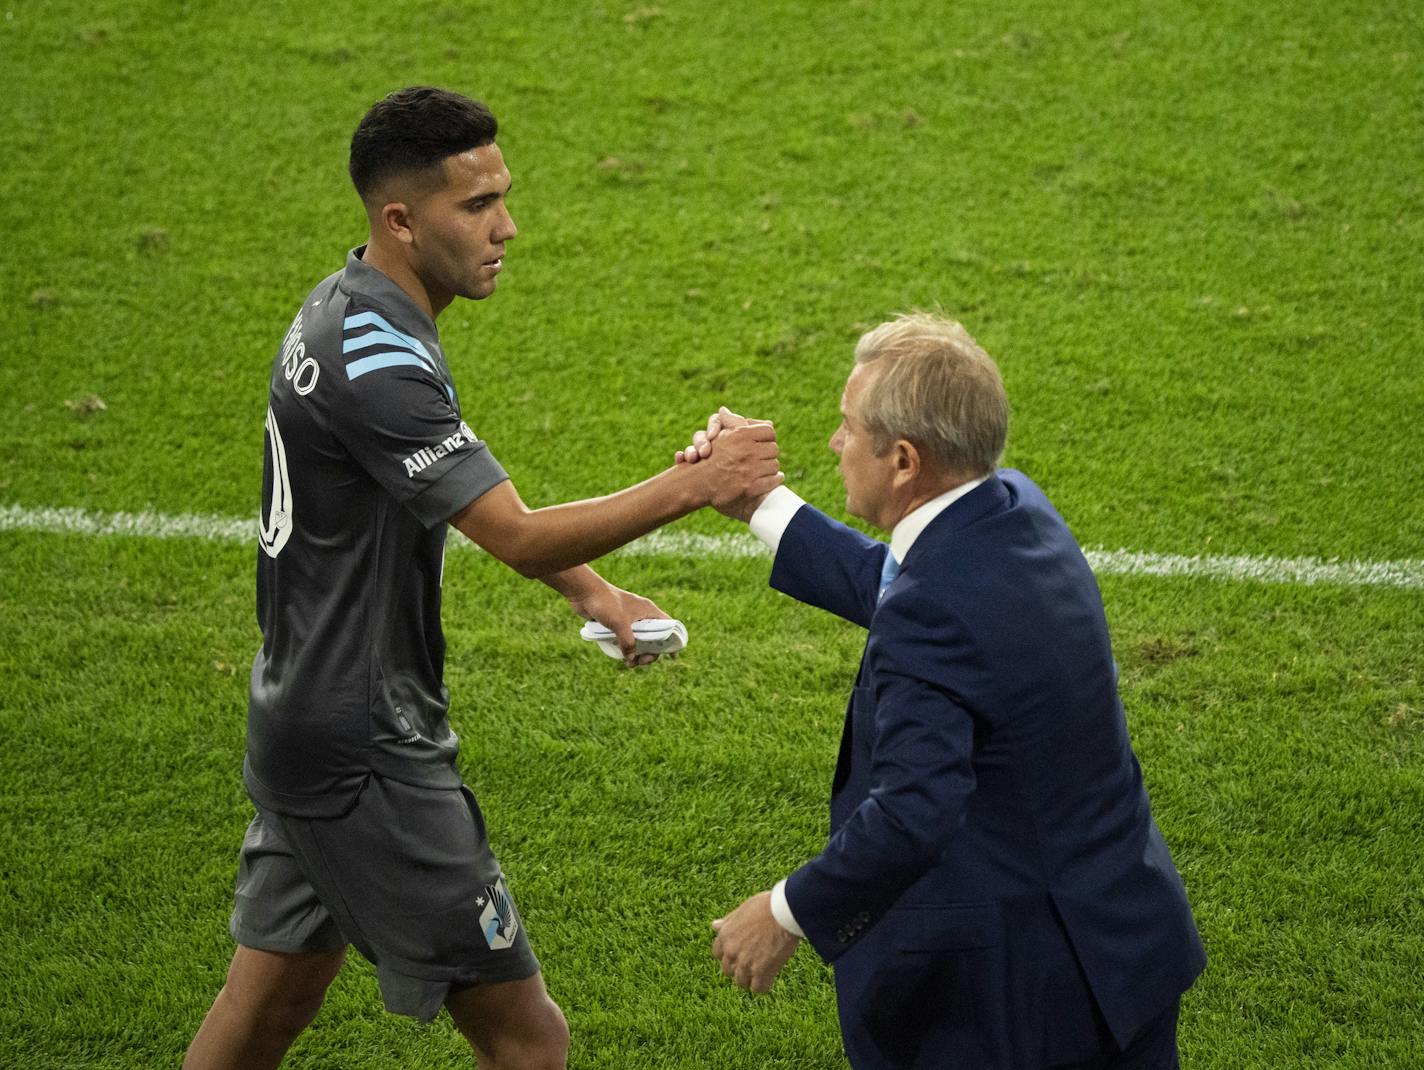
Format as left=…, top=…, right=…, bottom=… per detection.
left=684, top=313, right=1205, bottom=1068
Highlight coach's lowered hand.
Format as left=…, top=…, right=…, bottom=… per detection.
left=712, top=891, right=800, bottom=994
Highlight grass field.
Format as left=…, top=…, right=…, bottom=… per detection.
left=3, top=0, right=1422, bottom=1067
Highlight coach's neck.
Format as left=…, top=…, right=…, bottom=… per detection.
left=874, top=441, right=975, bottom=533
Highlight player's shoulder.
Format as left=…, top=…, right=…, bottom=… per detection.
left=340, top=294, right=436, bottom=363
left=331, top=253, right=444, bottom=387
left=269, top=249, right=452, bottom=417
left=273, top=267, right=348, bottom=357
left=327, top=297, right=445, bottom=405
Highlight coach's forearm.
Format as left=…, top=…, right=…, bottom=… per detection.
left=451, top=465, right=707, bottom=578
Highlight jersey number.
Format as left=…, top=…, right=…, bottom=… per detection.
left=259, top=406, right=293, bottom=558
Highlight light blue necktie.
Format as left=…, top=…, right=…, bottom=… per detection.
left=878, top=549, right=900, bottom=601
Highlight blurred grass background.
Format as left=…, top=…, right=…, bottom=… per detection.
left=2, top=1, right=1421, bottom=1066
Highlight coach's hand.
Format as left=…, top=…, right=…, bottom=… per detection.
left=711, top=891, right=800, bottom=994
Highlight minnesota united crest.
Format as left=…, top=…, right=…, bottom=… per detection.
left=478, top=876, right=519, bottom=951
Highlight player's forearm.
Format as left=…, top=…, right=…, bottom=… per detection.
left=513, top=466, right=705, bottom=574
left=455, top=465, right=707, bottom=578
left=539, top=563, right=602, bottom=601
left=453, top=421, right=781, bottom=575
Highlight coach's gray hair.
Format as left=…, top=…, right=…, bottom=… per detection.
left=853, top=312, right=1008, bottom=478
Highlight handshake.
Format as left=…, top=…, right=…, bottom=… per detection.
left=674, top=406, right=782, bottom=523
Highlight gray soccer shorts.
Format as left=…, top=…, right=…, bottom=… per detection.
left=229, top=773, right=540, bottom=1022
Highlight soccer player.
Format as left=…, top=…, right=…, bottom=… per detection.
left=183, top=87, right=783, bottom=1070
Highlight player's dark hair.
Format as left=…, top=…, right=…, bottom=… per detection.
left=349, top=87, right=498, bottom=200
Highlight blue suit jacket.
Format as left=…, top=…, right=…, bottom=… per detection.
left=775, top=471, right=1205, bottom=1069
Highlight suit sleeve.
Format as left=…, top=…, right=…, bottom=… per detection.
left=785, top=596, right=979, bottom=963
left=769, top=504, right=889, bottom=629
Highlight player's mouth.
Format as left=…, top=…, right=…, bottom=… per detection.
left=484, top=254, right=504, bottom=272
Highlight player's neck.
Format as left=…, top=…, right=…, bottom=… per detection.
left=360, top=240, right=451, bottom=321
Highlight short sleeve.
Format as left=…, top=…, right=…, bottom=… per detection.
left=331, top=359, right=508, bottom=529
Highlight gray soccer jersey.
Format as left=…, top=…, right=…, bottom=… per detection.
left=246, top=247, right=508, bottom=818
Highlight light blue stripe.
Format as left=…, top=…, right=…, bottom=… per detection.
left=343, top=311, right=434, bottom=363
left=341, top=333, right=436, bottom=375
left=345, top=353, right=431, bottom=380
left=342, top=330, right=434, bottom=363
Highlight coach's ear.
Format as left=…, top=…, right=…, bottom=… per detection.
left=891, top=437, right=921, bottom=490
left=379, top=201, right=416, bottom=246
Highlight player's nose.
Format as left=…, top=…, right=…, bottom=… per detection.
left=497, top=205, right=517, bottom=242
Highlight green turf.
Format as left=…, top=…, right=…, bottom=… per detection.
left=3, top=0, right=1422, bottom=1066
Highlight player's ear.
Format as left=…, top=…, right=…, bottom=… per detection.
left=379, top=201, right=416, bottom=246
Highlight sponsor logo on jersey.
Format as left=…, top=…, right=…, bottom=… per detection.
left=403, top=421, right=478, bottom=478
left=477, top=877, right=519, bottom=950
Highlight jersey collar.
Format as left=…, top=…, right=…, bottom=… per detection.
left=342, top=245, right=440, bottom=341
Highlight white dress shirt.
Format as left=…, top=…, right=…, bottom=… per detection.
left=748, top=477, right=987, bottom=938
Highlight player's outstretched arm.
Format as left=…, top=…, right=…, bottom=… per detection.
left=448, top=422, right=782, bottom=578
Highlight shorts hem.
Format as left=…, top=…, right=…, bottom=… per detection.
left=230, top=925, right=345, bottom=956
left=378, top=956, right=542, bottom=1023
left=373, top=947, right=543, bottom=985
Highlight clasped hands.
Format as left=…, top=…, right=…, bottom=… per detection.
left=675, top=406, right=779, bottom=523
left=560, top=408, right=778, bottom=668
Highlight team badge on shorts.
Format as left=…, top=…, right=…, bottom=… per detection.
left=478, top=876, right=519, bottom=950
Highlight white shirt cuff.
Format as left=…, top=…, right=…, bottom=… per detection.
left=770, top=878, right=805, bottom=938
left=748, top=485, right=806, bottom=556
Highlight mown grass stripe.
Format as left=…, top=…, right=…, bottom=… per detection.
left=4, top=503, right=1422, bottom=589
left=1, top=503, right=256, bottom=542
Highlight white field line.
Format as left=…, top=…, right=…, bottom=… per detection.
left=3, top=503, right=1423, bottom=590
